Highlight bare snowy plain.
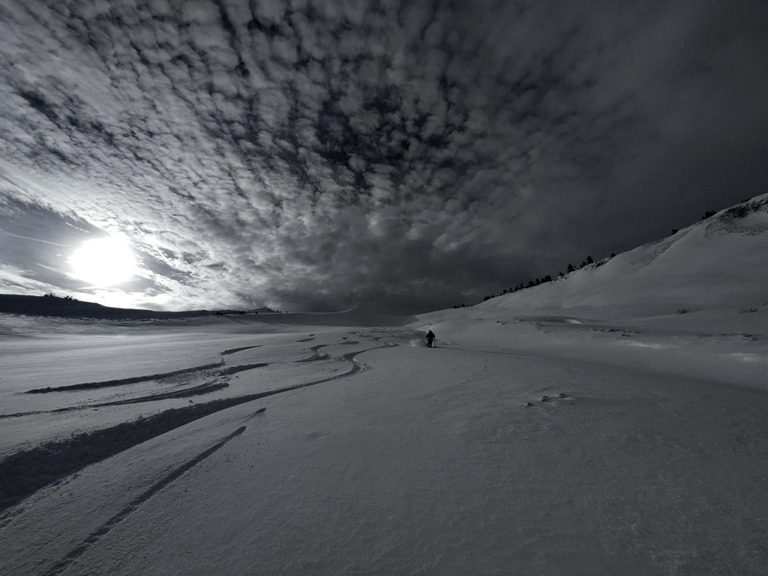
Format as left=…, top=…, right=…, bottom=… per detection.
left=2, top=197, right=768, bottom=575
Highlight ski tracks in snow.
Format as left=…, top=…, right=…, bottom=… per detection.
left=7, top=331, right=395, bottom=419
left=0, top=330, right=399, bottom=526
left=41, top=424, right=251, bottom=576
left=12, top=332, right=398, bottom=574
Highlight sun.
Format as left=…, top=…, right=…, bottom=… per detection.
left=70, top=236, right=137, bottom=286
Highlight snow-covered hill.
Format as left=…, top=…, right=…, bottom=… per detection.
left=464, top=193, right=768, bottom=320
left=1, top=195, right=767, bottom=575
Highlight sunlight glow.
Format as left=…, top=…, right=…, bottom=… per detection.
left=70, top=236, right=137, bottom=286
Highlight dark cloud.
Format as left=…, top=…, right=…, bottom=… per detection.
left=1, top=0, right=766, bottom=312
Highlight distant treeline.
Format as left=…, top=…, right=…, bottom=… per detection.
left=43, top=292, right=77, bottom=300
left=480, top=253, right=616, bottom=303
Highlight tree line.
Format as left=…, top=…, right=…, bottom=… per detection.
left=481, top=253, right=616, bottom=303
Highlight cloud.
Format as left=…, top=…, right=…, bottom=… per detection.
left=0, top=0, right=766, bottom=312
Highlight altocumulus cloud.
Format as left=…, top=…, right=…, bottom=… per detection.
left=1, top=0, right=766, bottom=312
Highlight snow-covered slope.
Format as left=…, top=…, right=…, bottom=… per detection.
left=466, top=194, right=768, bottom=320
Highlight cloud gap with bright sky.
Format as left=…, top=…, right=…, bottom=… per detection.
left=1, top=0, right=766, bottom=313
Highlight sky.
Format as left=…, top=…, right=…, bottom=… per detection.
left=1, top=0, right=767, bottom=313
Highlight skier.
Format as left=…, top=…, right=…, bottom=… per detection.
left=426, top=329, right=435, bottom=348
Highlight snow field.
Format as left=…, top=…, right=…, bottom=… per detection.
left=2, top=320, right=767, bottom=574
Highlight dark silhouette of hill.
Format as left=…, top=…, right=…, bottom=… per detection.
left=0, top=294, right=212, bottom=320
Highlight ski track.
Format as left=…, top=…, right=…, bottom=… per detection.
left=221, top=345, right=261, bottom=356
left=217, top=362, right=269, bottom=375
left=4, top=348, right=274, bottom=419
left=0, top=338, right=379, bottom=420
left=26, top=342, right=268, bottom=396
left=40, top=425, right=249, bottom=576
left=296, top=343, right=330, bottom=362
left=0, top=334, right=394, bottom=520
left=0, top=380, right=228, bottom=419
left=25, top=361, right=225, bottom=394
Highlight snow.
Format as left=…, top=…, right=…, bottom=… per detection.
left=1, top=197, right=768, bottom=574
